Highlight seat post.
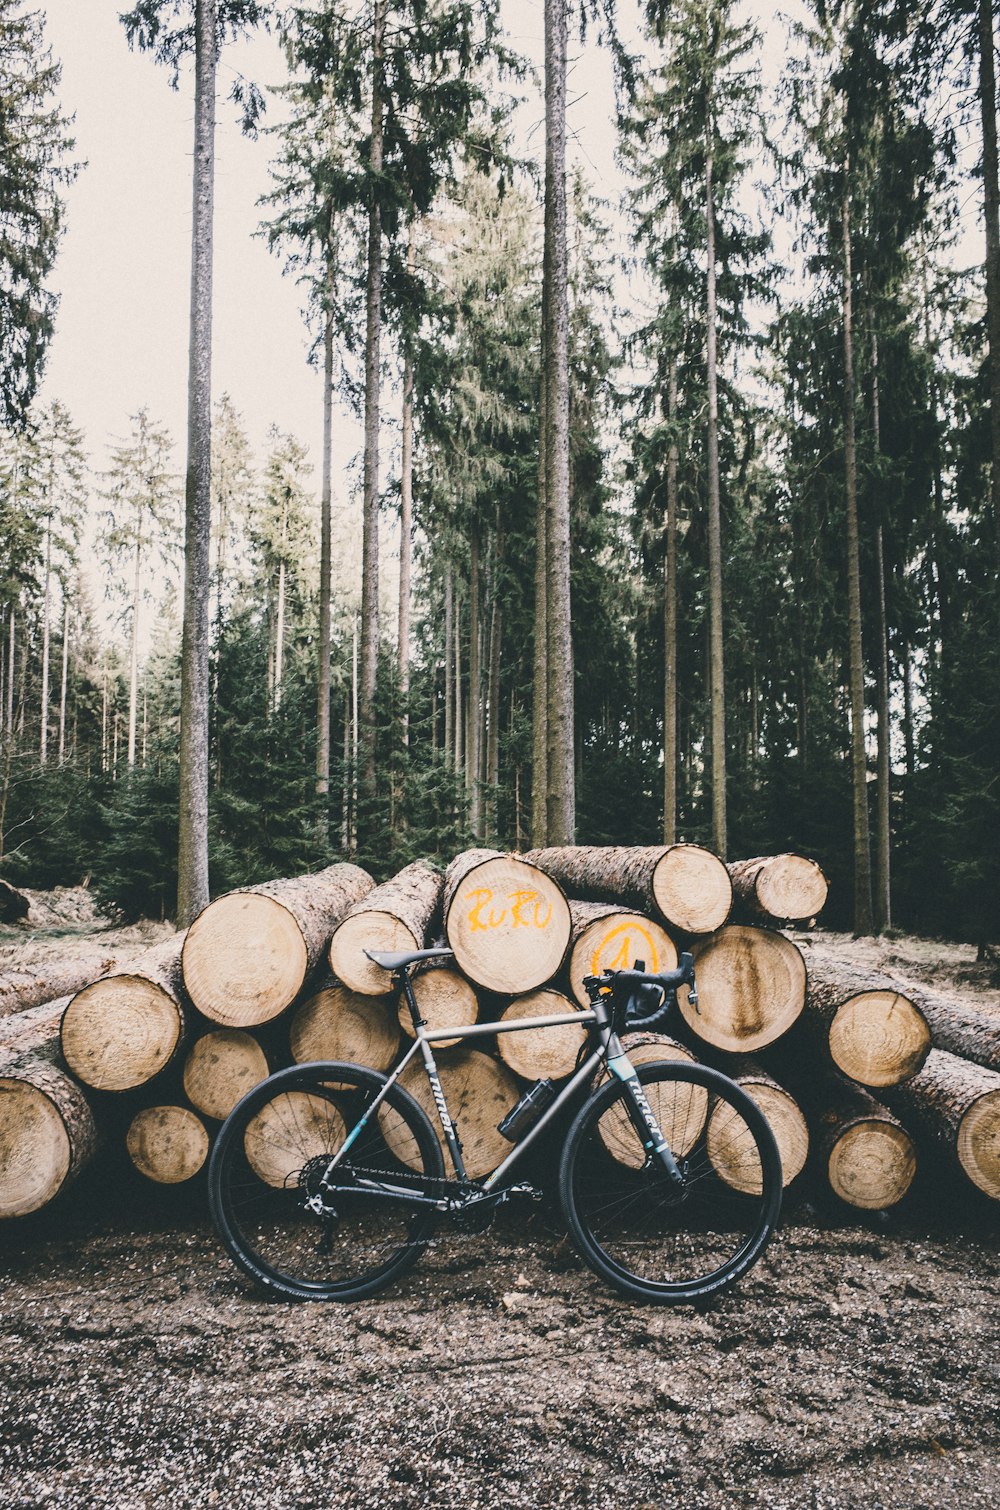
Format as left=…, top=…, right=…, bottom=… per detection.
left=398, top=967, right=425, bottom=1037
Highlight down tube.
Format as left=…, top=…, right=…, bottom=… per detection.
left=481, top=1049, right=607, bottom=1191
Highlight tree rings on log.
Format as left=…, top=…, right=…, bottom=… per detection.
left=444, top=851, right=571, bottom=994
left=290, top=983, right=400, bottom=1073
left=566, top=903, right=677, bottom=1008
left=708, top=1065, right=809, bottom=1192
left=682, top=926, right=806, bottom=1053
left=886, top=1049, right=1000, bottom=1201
left=825, top=1117, right=916, bottom=1210
left=728, top=854, right=829, bottom=925
left=61, top=936, right=187, bottom=1092
left=0, top=1063, right=98, bottom=1218
left=383, top=1049, right=519, bottom=1179
left=497, top=990, right=587, bottom=1081
left=597, top=1033, right=702, bottom=1169
left=328, top=860, right=443, bottom=995
left=126, top=1105, right=210, bottom=1185
left=827, top=990, right=931, bottom=1089
left=523, top=844, right=732, bottom=935
left=402, top=967, right=478, bottom=1048
left=242, top=1091, right=345, bottom=1189
left=183, top=1030, right=270, bottom=1122
left=182, top=863, right=373, bottom=1027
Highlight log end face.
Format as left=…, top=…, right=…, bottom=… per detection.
left=568, top=912, right=677, bottom=1008
left=0, top=1077, right=72, bottom=1218
left=244, top=1091, right=345, bottom=1189
left=756, top=855, right=829, bottom=923
left=183, top=1030, right=270, bottom=1121
left=62, top=978, right=184, bottom=1092
left=497, top=990, right=586, bottom=1079
left=829, top=992, right=932, bottom=1089
left=445, top=856, right=571, bottom=994
left=653, top=846, right=733, bottom=934
left=681, top=926, right=806, bottom=1053
left=711, top=1079, right=809, bottom=1192
left=405, top=969, right=478, bottom=1047
left=183, top=895, right=308, bottom=1026
left=126, top=1106, right=210, bottom=1184
left=329, top=912, right=421, bottom=996
left=827, top=1120, right=917, bottom=1209
left=958, top=1091, right=1000, bottom=1200
left=291, top=986, right=400, bottom=1073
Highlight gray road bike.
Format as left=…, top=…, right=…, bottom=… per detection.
left=208, top=948, right=782, bottom=1305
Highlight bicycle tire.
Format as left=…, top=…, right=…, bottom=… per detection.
left=209, top=1060, right=445, bottom=1302
left=559, top=1060, right=782, bottom=1304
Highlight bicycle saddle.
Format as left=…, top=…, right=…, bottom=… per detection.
left=363, top=946, right=455, bottom=972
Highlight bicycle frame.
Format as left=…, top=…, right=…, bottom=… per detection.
left=322, top=968, right=685, bottom=1208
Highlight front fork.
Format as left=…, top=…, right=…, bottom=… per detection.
left=605, top=1050, right=686, bottom=1186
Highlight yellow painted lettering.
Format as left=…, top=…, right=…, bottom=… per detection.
left=465, top=888, right=496, bottom=932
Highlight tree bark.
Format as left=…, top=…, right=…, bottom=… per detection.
left=467, top=524, right=481, bottom=836
left=979, top=0, right=1000, bottom=569
left=0, top=949, right=138, bottom=1019
left=182, top=862, right=374, bottom=1026
left=524, top=844, right=732, bottom=935
left=532, top=328, right=549, bottom=849
left=328, top=859, right=443, bottom=995
left=869, top=320, right=891, bottom=931
left=444, top=568, right=454, bottom=765
left=176, top=0, right=216, bottom=926
left=60, top=934, right=188, bottom=1093
left=58, top=597, right=69, bottom=764
left=40, top=517, right=51, bottom=764
left=705, top=148, right=726, bottom=857
left=727, top=854, right=829, bottom=925
left=316, top=298, right=334, bottom=826
left=357, top=0, right=387, bottom=833
left=664, top=357, right=679, bottom=843
left=543, top=0, right=574, bottom=845
left=841, top=179, right=874, bottom=934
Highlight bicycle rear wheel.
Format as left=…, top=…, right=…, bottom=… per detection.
left=560, top=1060, right=781, bottom=1304
left=209, top=1061, right=445, bottom=1302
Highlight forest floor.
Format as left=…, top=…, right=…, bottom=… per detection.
left=1, top=910, right=999, bottom=1509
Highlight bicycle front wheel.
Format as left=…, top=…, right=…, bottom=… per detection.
left=209, top=1061, right=445, bottom=1302
left=560, top=1060, right=782, bottom=1304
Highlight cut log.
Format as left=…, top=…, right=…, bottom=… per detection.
left=597, top=1032, right=701, bottom=1169
left=0, top=946, right=134, bottom=1019
left=243, top=1091, right=344, bottom=1189
left=523, top=844, right=732, bottom=935
left=384, top=1048, right=519, bottom=1179
left=182, top=863, right=374, bottom=1027
left=0, top=996, right=70, bottom=1066
left=565, top=901, right=678, bottom=1008
left=328, top=859, right=443, bottom=995
left=290, top=981, right=400, bottom=1072
left=402, top=964, right=478, bottom=1048
left=182, top=1029, right=270, bottom=1122
left=680, top=926, right=806, bottom=1053
left=497, top=989, right=587, bottom=1081
left=126, top=1105, right=210, bottom=1185
left=884, top=1049, right=1000, bottom=1201
left=707, top=1060, right=809, bottom=1192
left=800, top=955, right=932, bottom=1088
left=814, top=1079, right=917, bottom=1210
left=0, top=1059, right=98, bottom=1218
left=443, top=850, right=571, bottom=994
left=0, top=878, right=29, bottom=922
left=61, top=934, right=188, bottom=1093
left=728, top=854, right=829, bottom=925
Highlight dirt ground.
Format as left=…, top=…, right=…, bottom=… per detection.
left=2, top=916, right=999, bottom=1508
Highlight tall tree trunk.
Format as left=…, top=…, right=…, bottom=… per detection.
left=58, top=598, right=69, bottom=764
left=358, top=0, right=386, bottom=835
left=273, top=558, right=286, bottom=712
left=705, top=149, right=727, bottom=858
left=486, top=530, right=502, bottom=839
left=4, top=610, right=12, bottom=737
left=531, top=363, right=549, bottom=847
left=316, top=297, right=334, bottom=828
left=398, top=232, right=415, bottom=751
left=351, top=615, right=359, bottom=851
left=869, top=321, right=891, bottom=932
left=979, top=0, right=1000, bottom=570
left=128, top=529, right=142, bottom=766
left=663, top=357, right=679, bottom=844
left=454, top=597, right=463, bottom=776
left=342, top=686, right=351, bottom=852
left=543, top=0, right=574, bottom=846
left=177, top=0, right=216, bottom=925
left=40, top=519, right=51, bottom=765
left=842, top=179, right=874, bottom=935
left=467, top=524, right=481, bottom=836
left=444, top=568, right=454, bottom=764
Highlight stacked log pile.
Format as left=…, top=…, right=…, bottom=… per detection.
left=2, top=844, right=999, bottom=1229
